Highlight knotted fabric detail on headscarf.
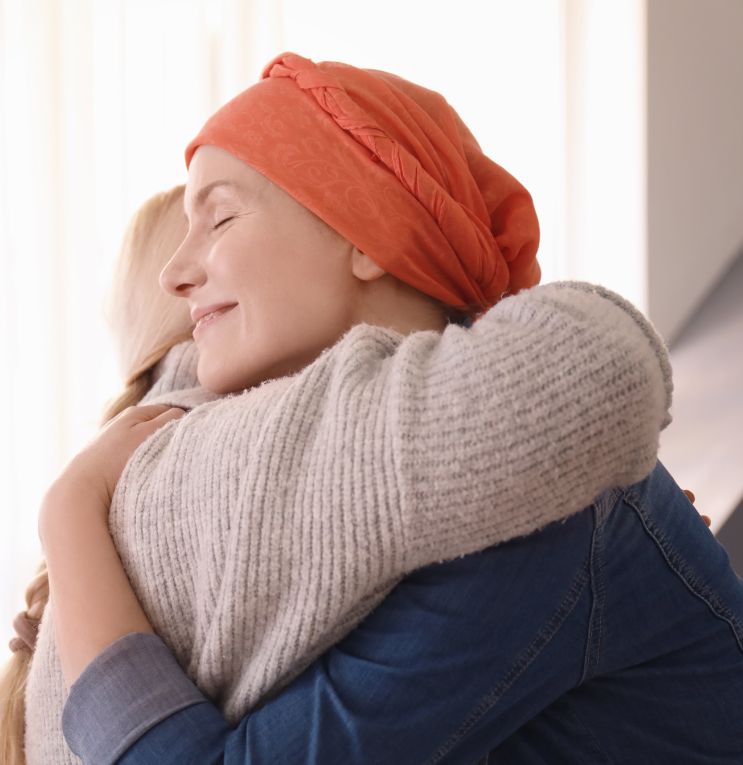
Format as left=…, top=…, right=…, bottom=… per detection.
left=185, top=52, right=541, bottom=316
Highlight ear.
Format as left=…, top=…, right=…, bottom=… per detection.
left=351, top=247, right=386, bottom=282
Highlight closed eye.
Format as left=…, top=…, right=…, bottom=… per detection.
left=213, top=216, right=235, bottom=230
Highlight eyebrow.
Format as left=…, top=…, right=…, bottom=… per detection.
left=192, top=180, right=242, bottom=209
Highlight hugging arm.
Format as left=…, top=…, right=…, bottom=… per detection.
left=374, top=279, right=672, bottom=571
left=61, top=281, right=673, bottom=763
left=61, top=504, right=602, bottom=765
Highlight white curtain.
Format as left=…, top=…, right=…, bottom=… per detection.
left=0, top=0, right=285, bottom=659
left=3, top=0, right=641, bottom=659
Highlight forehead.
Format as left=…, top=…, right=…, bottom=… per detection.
left=185, top=145, right=268, bottom=211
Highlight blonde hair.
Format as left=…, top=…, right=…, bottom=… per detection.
left=0, top=184, right=193, bottom=765
left=0, top=183, right=476, bottom=762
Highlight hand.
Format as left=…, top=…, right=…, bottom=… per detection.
left=683, top=489, right=711, bottom=527
left=45, top=404, right=186, bottom=511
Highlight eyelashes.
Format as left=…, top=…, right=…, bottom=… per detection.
left=213, top=216, right=235, bottom=231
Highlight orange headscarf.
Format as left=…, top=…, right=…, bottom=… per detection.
left=185, top=52, right=541, bottom=317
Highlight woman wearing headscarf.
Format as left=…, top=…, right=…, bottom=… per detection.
left=17, top=53, right=743, bottom=763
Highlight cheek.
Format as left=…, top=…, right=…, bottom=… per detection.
left=206, top=235, right=253, bottom=288
left=213, top=220, right=345, bottom=315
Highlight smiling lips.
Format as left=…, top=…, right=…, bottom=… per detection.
left=192, top=304, right=237, bottom=336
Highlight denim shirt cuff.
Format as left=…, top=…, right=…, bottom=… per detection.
left=62, top=632, right=207, bottom=765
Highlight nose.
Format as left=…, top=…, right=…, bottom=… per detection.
left=159, top=234, right=205, bottom=297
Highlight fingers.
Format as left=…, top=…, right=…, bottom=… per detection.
left=121, top=404, right=187, bottom=424
left=151, top=406, right=187, bottom=420
left=131, top=404, right=185, bottom=415
left=139, top=407, right=187, bottom=430
left=683, top=488, right=711, bottom=527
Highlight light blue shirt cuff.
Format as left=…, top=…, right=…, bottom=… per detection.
left=62, top=631, right=207, bottom=765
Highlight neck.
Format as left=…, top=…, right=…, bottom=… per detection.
left=352, top=274, right=448, bottom=336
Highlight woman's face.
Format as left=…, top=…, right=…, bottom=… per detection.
left=160, top=145, right=363, bottom=393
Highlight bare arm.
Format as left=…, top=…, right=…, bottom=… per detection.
left=39, top=481, right=155, bottom=689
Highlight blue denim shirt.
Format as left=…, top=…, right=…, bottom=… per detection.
left=59, top=465, right=743, bottom=764
left=62, top=545, right=511, bottom=765
left=62, top=632, right=223, bottom=764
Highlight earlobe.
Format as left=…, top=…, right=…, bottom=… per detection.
left=350, top=247, right=386, bottom=282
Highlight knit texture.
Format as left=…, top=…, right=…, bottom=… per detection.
left=25, top=281, right=673, bottom=764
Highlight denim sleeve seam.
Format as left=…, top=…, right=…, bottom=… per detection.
left=425, top=557, right=591, bottom=764
left=623, top=488, right=743, bottom=653
left=580, top=488, right=622, bottom=684
left=561, top=696, right=610, bottom=761
left=580, top=506, right=606, bottom=684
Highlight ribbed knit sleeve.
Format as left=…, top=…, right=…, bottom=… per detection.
left=381, top=281, right=672, bottom=571
left=25, top=280, right=676, bottom=764
left=113, top=280, right=673, bottom=716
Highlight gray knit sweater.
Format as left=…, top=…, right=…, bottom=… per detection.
left=25, top=281, right=673, bottom=764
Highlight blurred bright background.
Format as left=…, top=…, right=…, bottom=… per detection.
left=1, top=0, right=742, bottom=660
